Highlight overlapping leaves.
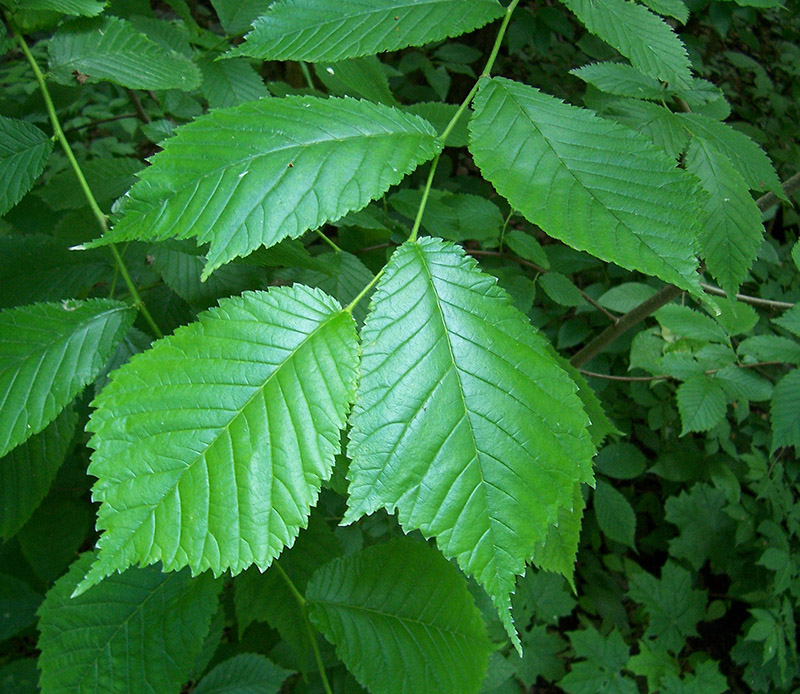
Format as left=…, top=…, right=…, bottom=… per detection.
left=345, top=237, right=595, bottom=648
left=469, top=77, right=703, bottom=293
left=98, top=97, right=440, bottom=277
left=77, top=286, right=359, bottom=594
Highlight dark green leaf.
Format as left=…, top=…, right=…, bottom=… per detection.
left=0, top=116, right=53, bottom=216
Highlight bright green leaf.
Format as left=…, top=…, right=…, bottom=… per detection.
left=572, top=62, right=668, bottom=100
left=193, top=654, right=291, bottom=694
left=771, top=370, right=800, bottom=453
left=345, top=237, right=594, bottom=649
left=469, top=78, right=702, bottom=294
left=655, top=303, right=729, bottom=343
left=677, top=113, right=784, bottom=197
left=48, top=17, right=202, bottom=90
left=559, top=0, right=691, bottom=86
left=0, top=406, right=76, bottom=540
left=97, top=97, right=440, bottom=278
left=628, top=562, right=707, bottom=654
left=677, top=375, right=726, bottom=435
left=685, top=138, right=763, bottom=295
left=0, top=299, right=135, bottom=457
left=234, top=0, right=505, bottom=62
left=307, top=539, right=492, bottom=694
left=38, top=553, right=221, bottom=694
left=594, top=479, right=636, bottom=548
left=76, top=286, right=359, bottom=595
left=0, top=116, right=52, bottom=216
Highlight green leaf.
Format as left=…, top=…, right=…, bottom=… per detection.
left=597, top=283, right=656, bottom=313
left=594, top=479, right=636, bottom=548
left=539, top=272, right=585, bottom=307
left=602, top=99, right=690, bottom=159
left=193, top=654, right=291, bottom=694
left=48, top=17, right=202, bottom=91
left=639, top=0, right=688, bottom=22
left=0, top=299, right=135, bottom=458
left=677, top=113, right=784, bottom=197
left=469, top=78, right=702, bottom=293
left=37, top=156, right=144, bottom=211
left=345, top=237, right=594, bottom=648
left=198, top=56, right=270, bottom=109
left=210, top=0, right=271, bottom=35
left=6, top=0, right=105, bottom=15
left=314, top=56, right=398, bottom=106
left=655, top=304, right=729, bottom=343
left=513, top=571, right=576, bottom=626
left=307, top=538, right=492, bottom=694
left=98, top=97, right=440, bottom=278
left=0, top=574, right=41, bottom=641
left=664, top=483, right=736, bottom=570
left=515, top=626, right=567, bottom=685
left=677, top=375, right=726, bottom=435
left=560, top=628, right=637, bottom=694
left=684, top=138, right=763, bottom=294
left=773, top=304, right=800, bottom=339
left=0, top=116, right=53, bottom=216
left=628, top=562, right=707, bottom=654
left=405, top=101, right=470, bottom=147
left=504, top=230, right=550, bottom=269
left=571, top=62, right=667, bottom=100
left=771, top=370, right=800, bottom=453
left=715, top=365, right=772, bottom=402
left=738, top=335, right=800, bottom=365
left=0, top=406, right=76, bottom=540
left=234, top=0, right=505, bottom=62
left=77, top=286, right=359, bottom=595
left=660, top=660, right=728, bottom=694
left=559, top=0, right=691, bottom=86
left=531, top=482, right=586, bottom=585
left=38, top=553, right=221, bottom=694
left=234, top=513, right=342, bottom=669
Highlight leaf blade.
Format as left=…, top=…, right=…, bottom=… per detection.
left=77, top=286, right=359, bottom=595
left=345, top=237, right=594, bottom=648
left=469, top=77, right=702, bottom=293
left=98, top=97, right=440, bottom=277
left=0, top=116, right=53, bottom=216
left=235, top=0, right=505, bottom=62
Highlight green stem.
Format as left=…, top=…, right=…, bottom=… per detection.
left=407, top=0, right=519, bottom=244
left=314, top=228, right=343, bottom=252
left=346, top=266, right=385, bottom=313
left=300, top=61, right=315, bottom=90
left=497, top=209, right=514, bottom=252
left=274, top=564, right=332, bottom=694
left=9, top=16, right=163, bottom=339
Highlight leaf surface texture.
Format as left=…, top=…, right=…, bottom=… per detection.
left=307, top=539, right=492, bottom=694
left=101, top=97, right=440, bottom=277
left=469, top=77, right=702, bottom=293
left=78, top=286, right=358, bottom=594
left=345, top=237, right=594, bottom=647
left=0, top=116, right=53, bottom=216
left=0, top=299, right=134, bottom=457
left=235, top=0, right=505, bottom=62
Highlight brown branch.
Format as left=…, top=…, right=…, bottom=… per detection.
left=126, top=89, right=152, bottom=123
left=63, top=113, right=139, bottom=133
left=570, top=172, right=799, bottom=368
left=699, top=283, right=795, bottom=310
left=580, top=361, right=788, bottom=383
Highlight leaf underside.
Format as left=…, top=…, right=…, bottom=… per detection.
left=38, top=553, right=221, bottom=694
left=345, top=237, right=594, bottom=649
left=235, top=0, right=505, bottom=62
left=100, top=96, right=441, bottom=278
left=469, top=77, right=702, bottom=294
left=307, top=539, right=492, bottom=694
left=0, top=299, right=135, bottom=458
left=77, top=286, right=358, bottom=595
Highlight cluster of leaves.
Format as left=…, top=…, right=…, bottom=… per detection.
left=0, top=0, right=798, bottom=693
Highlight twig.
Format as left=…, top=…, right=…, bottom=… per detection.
left=126, top=89, right=152, bottom=123
left=570, top=172, right=799, bottom=368
left=699, top=283, right=795, bottom=310
left=580, top=361, right=787, bottom=382
left=64, top=113, right=140, bottom=133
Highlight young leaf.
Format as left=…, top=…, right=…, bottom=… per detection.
left=469, top=78, right=702, bottom=294
left=560, top=0, right=690, bottom=86
left=76, top=286, right=359, bottom=595
left=38, top=553, right=221, bottom=694
left=0, top=406, right=76, bottom=540
left=0, top=116, right=53, bottom=216
left=0, top=299, right=135, bottom=458
left=48, top=17, right=202, bottom=91
left=307, top=539, right=492, bottom=694
left=97, top=97, right=440, bottom=278
left=571, top=62, right=667, bottom=100
left=345, top=237, right=595, bottom=649
left=193, top=654, right=291, bottom=694
left=234, top=0, right=505, bottom=62
left=771, top=370, right=800, bottom=453
left=677, top=113, right=784, bottom=197
left=684, top=138, right=763, bottom=294
left=4, top=0, right=105, bottom=16
left=677, top=375, right=726, bottom=435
